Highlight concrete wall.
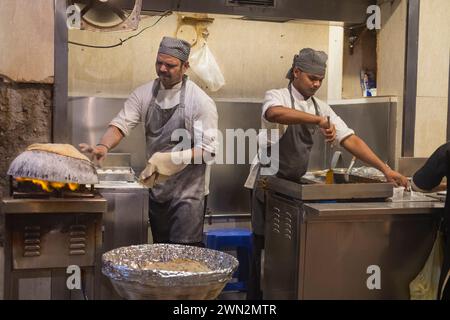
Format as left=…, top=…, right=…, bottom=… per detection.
left=0, top=0, right=54, bottom=83
left=68, top=13, right=330, bottom=101
left=0, top=0, right=54, bottom=196
left=414, top=0, right=450, bottom=157
left=0, top=83, right=53, bottom=195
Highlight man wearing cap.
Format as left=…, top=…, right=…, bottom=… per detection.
left=244, top=48, right=408, bottom=299
left=81, top=36, right=218, bottom=247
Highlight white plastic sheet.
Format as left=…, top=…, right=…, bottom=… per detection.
left=190, top=44, right=225, bottom=92
left=409, top=231, right=444, bottom=300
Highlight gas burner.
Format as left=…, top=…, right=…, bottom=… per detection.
left=10, top=177, right=96, bottom=199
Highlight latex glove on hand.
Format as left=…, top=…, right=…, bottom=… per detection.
left=139, top=149, right=192, bottom=188
left=139, top=165, right=166, bottom=188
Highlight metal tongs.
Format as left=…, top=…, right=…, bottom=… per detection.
left=344, top=156, right=356, bottom=183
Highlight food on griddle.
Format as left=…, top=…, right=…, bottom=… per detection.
left=140, top=258, right=211, bottom=273
left=27, top=143, right=90, bottom=162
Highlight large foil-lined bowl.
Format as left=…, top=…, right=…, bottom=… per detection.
left=102, top=244, right=239, bottom=300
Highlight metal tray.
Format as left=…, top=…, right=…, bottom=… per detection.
left=303, top=172, right=385, bottom=184
left=97, top=167, right=135, bottom=182
left=266, top=175, right=393, bottom=201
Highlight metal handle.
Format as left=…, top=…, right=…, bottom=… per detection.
left=346, top=156, right=356, bottom=174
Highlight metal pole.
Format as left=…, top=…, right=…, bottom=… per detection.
left=402, top=0, right=420, bottom=157
left=53, top=0, right=69, bottom=143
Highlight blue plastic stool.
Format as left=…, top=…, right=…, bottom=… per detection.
left=203, top=228, right=252, bottom=292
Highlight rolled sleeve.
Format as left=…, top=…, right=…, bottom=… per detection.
left=262, top=89, right=285, bottom=122
left=193, top=96, right=218, bottom=154
left=109, top=90, right=143, bottom=137
left=261, top=89, right=287, bottom=146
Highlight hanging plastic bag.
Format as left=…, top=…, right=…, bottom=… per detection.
left=409, top=230, right=444, bottom=300
left=189, top=44, right=225, bottom=92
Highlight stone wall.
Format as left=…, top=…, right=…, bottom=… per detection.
left=0, top=80, right=52, bottom=196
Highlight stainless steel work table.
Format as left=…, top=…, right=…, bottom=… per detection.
left=303, top=200, right=444, bottom=218
left=263, top=179, right=445, bottom=300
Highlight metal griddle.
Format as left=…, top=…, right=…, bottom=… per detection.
left=7, top=150, right=98, bottom=184
left=266, top=173, right=393, bottom=201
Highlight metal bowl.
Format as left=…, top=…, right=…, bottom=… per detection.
left=102, top=244, right=239, bottom=300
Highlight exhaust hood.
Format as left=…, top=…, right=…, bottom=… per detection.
left=136, top=0, right=376, bottom=24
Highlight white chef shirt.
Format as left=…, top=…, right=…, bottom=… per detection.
left=110, top=79, right=218, bottom=154
left=110, top=78, right=218, bottom=195
left=244, top=85, right=355, bottom=189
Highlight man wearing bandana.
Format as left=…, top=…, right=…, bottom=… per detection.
left=244, top=48, right=408, bottom=299
left=82, top=37, right=218, bottom=247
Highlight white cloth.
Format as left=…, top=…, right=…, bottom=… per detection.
left=110, top=79, right=218, bottom=195
left=244, top=86, right=355, bottom=189
left=139, top=150, right=192, bottom=188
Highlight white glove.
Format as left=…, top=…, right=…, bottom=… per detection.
left=139, top=169, right=161, bottom=188
left=139, top=149, right=192, bottom=188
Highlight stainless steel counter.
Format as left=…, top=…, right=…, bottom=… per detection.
left=94, top=181, right=149, bottom=299
left=263, top=180, right=444, bottom=300
left=303, top=200, right=444, bottom=218
left=1, top=197, right=107, bottom=214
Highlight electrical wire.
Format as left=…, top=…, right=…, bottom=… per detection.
left=68, top=10, right=172, bottom=49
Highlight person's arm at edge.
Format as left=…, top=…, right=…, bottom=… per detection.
left=341, top=134, right=408, bottom=188
left=411, top=179, right=446, bottom=193
left=412, top=142, right=449, bottom=192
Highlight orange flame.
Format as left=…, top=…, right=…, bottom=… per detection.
left=16, top=178, right=79, bottom=192
left=50, top=182, right=65, bottom=189
left=68, top=183, right=79, bottom=191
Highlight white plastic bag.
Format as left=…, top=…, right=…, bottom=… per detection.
left=189, top=44, right=225, bottom=92
left=409, top=231, right=444, bottom=300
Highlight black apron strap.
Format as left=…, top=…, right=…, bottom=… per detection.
left=311, top=96, right=321, bottom=116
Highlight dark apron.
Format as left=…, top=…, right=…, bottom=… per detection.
left=144, top=76, right=206, bottom=243
left=252, top=84, right=320, bottom=235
